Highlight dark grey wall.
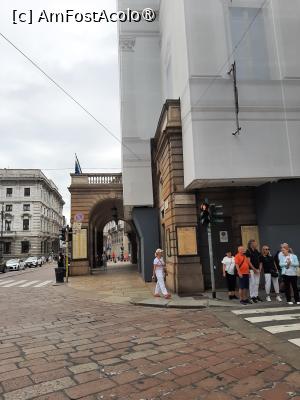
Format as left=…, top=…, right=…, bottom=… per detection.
left=132, top=207, right=160, bottom=282
left=256, top=180, right=300, bottom=255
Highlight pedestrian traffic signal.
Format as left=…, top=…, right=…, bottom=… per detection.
left=200, top=203, right=210, bottom=225
left=210, top=204, right=224, bottom=223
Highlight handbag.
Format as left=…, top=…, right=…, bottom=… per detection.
left=270, top=270, right=279, bottom=278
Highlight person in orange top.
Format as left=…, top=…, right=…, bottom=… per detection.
left=235, top=246, right=251, bottom=305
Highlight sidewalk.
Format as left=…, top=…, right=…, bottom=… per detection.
left=66, top=263, right=285, bottom=309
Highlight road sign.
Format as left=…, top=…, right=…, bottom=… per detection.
left=74, top=213, right=84, bottom=222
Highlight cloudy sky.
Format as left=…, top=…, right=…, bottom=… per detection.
left=0, top=0, right=121, bottom=219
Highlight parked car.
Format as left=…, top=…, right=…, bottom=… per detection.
left=24, top=256, right=40, bottom=268
left=6, top=259, right=26, bottom=271
left=0, top=262, right=7, bottom=273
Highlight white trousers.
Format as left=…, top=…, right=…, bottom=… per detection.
left=155, top=270, right=168, bottom=296
left=249, top=270, right=260, bottom=298
left=264, top=273, right=279, bottom=295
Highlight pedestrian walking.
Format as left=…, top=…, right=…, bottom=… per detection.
left=279, top=245, right=300, bottom=305
left=152, top=249, right=171, bottom=299
left=222, top=251, right=238, bottom=300
left=259, top=245, right=282, bottom=302
left=246, top=239, right=262, bottom=303
left=102, top=252, right=107, bottom=271
left=235, top=246, right=251, bottom=305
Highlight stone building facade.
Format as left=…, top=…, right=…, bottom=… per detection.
left=152, top=100, right=203, bottom=293
left=0, top=169, right=64, bottom=261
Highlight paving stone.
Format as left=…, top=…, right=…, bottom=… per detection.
left=0, top=367, right=31, bottom=382
left=64, top=378, right=116, bottom=399
left=73, top=371, right=100, bottom=384
left=31, top=368, right=71, bottom=384
left=3, top=377, right=75, bottom=400
left=260, top=382, right=298, bottom=400
left=2, top=376, right=33, bottom=392
left=121, top=349, right=158, bottom=361
left=68, top=363, right=99, bottom=375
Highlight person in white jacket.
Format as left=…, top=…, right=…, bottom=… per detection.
left=279, top=245, right=300, bottom=305
left=152, top=249, right=171, bottom=299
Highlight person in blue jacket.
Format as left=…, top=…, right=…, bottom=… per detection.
left=279, top=244, right=300, bottom=304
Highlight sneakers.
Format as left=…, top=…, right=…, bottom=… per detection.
left=287, top=301, right=293, bottom=305
left=256, top=296, right=263, bottom=302
left=251, top=297, right=258, bottom=303
left=164, top=294, right=171, bottom=299
left=276, top=295, right=282, bottom=302
left=266, top=296, right=271, bottom=302
left=240, top=300, right=248, bottom=305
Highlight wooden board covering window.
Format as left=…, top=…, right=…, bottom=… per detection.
left=241, top=225, right=260, bottom=249
left=176, top=226, right=198, bottom=256
left=72, top=229, right=88, bottom=260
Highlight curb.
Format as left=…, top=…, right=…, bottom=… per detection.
left=129, top=299, right=235, bottom=309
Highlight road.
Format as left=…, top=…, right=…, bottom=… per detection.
left=0, top=264, right=299, bottom=399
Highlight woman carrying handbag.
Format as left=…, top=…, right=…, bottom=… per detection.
left=152, top=249, right=171, bottom=299
left=259, top=245, right=282, bottom=302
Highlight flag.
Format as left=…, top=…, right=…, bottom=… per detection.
left=75, top=154, right=82, bottom=175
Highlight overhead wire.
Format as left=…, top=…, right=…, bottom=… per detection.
left=0, top=31, right=141, bottom=161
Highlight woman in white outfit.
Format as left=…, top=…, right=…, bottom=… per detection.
left=152, top=249, right=171, bottom=299
left=259, top=245, right=281, bottom=302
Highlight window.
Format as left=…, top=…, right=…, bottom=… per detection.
left=23, top=219, right=29, bottom=231
left=24, top=188, right=30, bottom=197
left=23, top=204, right=30, bottom=211
left=21, top=241, right=30, bottom=253
left=6, top=188, right=12, bottom=197
left=229, top=7, right=270, bottom=80
left=5, top=204, right=12, bottom=212
left=4, top=242, right=11, bottom=254
left=5, top=220, right=11, bottom=232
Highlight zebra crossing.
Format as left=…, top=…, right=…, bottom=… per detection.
left=232, top=306, right=300, bottom=348
left=0, top=279, right=53, bottom=288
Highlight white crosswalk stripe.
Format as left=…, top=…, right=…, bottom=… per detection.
left=19, top=280, right=40, bottom=287
left=2, top=280, right=27, bottom=287
left=0, top=280, right=53, bottom=288
left=263, top=323, right=300, bottom=334
left=245, top=313, right=300, bottom=323
left=232, top=306, right=300, bottom=315
left=232, top=306, right=300, bottom=349
left=0, top=280, right=14, bottom=286
left=33, top=280, right=53, bottom=287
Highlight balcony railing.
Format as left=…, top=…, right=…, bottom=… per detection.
left=71, top=173, right=122, bottom=185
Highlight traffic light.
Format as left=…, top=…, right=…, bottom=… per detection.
left=210, top=204, right=224, bottom=223
left=68, top=227, right=73, bottom=242
left=200, top=203, right=210, bottom=225
left=59, top=227, right=66, bottom=242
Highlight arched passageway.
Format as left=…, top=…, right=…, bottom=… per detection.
left=88, top=198, right=138, bottom=270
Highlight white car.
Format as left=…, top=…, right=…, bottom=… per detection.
left=6, top=259, right=26, bottom=271
left=24, top=257, right=40, bottom=268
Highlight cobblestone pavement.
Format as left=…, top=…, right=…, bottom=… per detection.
left=0, top=265, right=299, bottom=400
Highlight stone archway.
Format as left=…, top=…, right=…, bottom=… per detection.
left=68, top=173, right=138, bottom=276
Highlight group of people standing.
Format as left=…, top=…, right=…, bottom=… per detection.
left=222, top=240, right=300, bottom=305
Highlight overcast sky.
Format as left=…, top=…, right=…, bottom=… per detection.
left=0, top=0, right=121, bottom=220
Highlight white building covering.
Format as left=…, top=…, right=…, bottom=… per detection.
left=118, top=0, right=300, bottom=201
